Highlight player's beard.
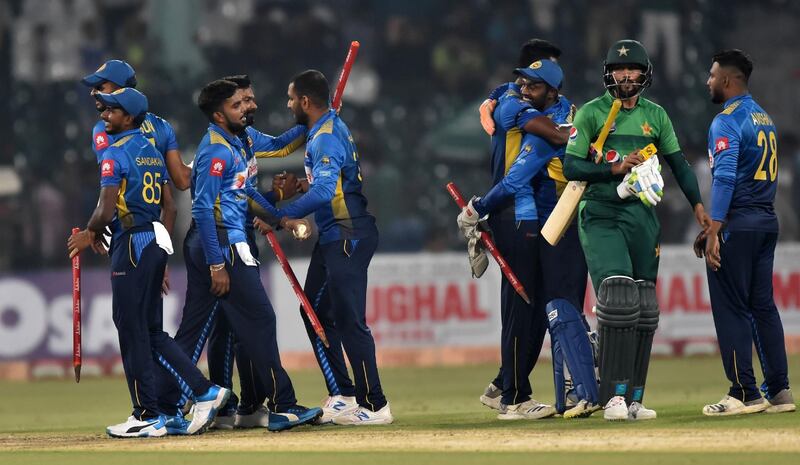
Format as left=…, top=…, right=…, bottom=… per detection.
left=224, top=113, right=247, bottom=134
left=615, top=78, right=640, bottom=99
left=709, top=87, right=725, bottom=104
left=293, top=107, right=309, bottom=126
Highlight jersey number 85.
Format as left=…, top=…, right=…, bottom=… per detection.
left=142, top=171, right=162, bottom=204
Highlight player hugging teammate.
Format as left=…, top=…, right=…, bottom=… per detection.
left=70, top=53, right=390, bottom=437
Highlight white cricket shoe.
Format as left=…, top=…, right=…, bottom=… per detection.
left=563, top=399, right=601, bottom=419
left=188, top=385, right=231, bottom=434
left=628, top=401, right=657, bottom=420
left=332, top=403, right=393, bottom=425
left=315, top=395, right=359, bottom=425
left=766, top=389, right=796, bottom=414
left=603, top=395, right=628, bottom=421
left=106, top=415, right=167, bottom=438
left=235, top=405, right=270, bottom=428
left=703, top=395, right=768, bottom=416
left=497, top=399, right=556, bottom=420
left=479, top=383, right=502, bottom=410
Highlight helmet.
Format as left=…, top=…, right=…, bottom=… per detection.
left=603, top=39, right=652, bottom=99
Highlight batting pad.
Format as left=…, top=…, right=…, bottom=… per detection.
left=548, top=299, right=599, bottom=413
left=595, top=276, right=640, bottom=404
left=629, top=280, right=659, bottom=404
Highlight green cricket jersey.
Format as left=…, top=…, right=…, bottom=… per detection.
left=565, top=91, right=681, bottom=202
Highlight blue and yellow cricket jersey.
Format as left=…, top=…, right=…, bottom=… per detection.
left=271, top=110, right=376, bottom=243
left=99, top=128, right=169, bottom=242
left=474, top=96, right=572, bottom=221
left=241, top=124, right=307, bottom=229
left=92, top=112, right=178, bottom=164
left=191, top=123, right=252, bottom=265
left=531, top=95, right=572, bottom=221
left=708, top=93, right=778, bottom=232
left=491, top=83, right=543, bottom=186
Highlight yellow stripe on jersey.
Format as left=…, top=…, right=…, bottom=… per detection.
left=213, top=194, right=223, bottom=225
left=209, top=131, right=232, bottom=149
left=721, top=100, right=742, bottom=116
left=312, top=120, right=334, bottom=140
left=111, top=135, right=134, bottom=148
left=504, top=128, right=522, bottom=175
left=546, top=157, right=569, bottom=197
left=331, top=173, right=354, bottom=230
left=255, top=135, right=305, bottom=158
left=116, top=178, right=134, bottom=229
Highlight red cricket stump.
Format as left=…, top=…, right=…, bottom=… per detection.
left=264, top=41, right=361, bottom=349
left=264, top=230, right=330, bottom=348
left=331, top=41, right=360, bottom=111
left=71, top=227, right=82, bottom=383
left=445, top=182, right=531, bottom=304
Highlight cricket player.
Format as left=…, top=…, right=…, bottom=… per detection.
left=474, top=39, right=591, bottom=415
left=156, top=79, right=321, bottom=432
left=67, top=88, right=230, bottom=437
left=252, top=70, right=392, bottom=425
left=563, top=40, right=710, bottom=420
left=204, top=75, right=306, bottom=429
left=698, top=49, right=795, bottom=416
left=81, top=60, right=192, bottom=190
left=458, top=60, right=570, bottom=420
left=478, top=39, right=571, bottom=144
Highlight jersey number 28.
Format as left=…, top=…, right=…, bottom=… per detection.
left=754, top=130, right=777, bottom=182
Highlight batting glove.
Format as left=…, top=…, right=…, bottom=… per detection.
left=457, top=198, right=483, bottom=240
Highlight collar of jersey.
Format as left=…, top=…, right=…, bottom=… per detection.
left=723, top=93, right=750, bottom=110
left=308, top=109, right=336, bottom=140
left=114, top=128, right=142, bottom=140
left=207, top=123, right=244, bottom=149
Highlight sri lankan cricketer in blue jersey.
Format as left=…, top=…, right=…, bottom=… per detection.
left=67, top=88, right=229, bottom=438
left=698, top=50, right=795, bottom=416
left=81, top=60, right=191, bottom=190
left=155, top=79, right=321, bottom=432
left=253, top=70, right=392, bottom=425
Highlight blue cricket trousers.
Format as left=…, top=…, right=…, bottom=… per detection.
left=706, top=230, right=790, bottom=402
left=111, top=228, right=212, bottom=420
left=300, top=232, right=387, bottom=411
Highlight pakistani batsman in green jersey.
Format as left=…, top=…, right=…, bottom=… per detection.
left=563, top=39, right=710, bottom=419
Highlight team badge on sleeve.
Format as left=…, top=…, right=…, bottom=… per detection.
left=210, top=158, right=226, bottom=177
left=95, top=132, right=109, bottom=150
left=569, top=127, right=578, bottom=141
left=714, top=137, right=729, bottom=154
left=101, top=159, right=114, bottom=177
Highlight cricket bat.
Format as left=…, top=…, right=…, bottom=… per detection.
left=541, top=98, right=622, bottom=246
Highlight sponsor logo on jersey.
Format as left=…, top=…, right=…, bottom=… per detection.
left=604, top=149, right=620, bottom=163
left=101, top=159, right=114, bottom=177
left=247, top=158, right=258, bottom=179
left=321, top=156, right=330, bottom=165
left=95, top=132, right=109, bottom=150
left=714, top=137, right=729, bottom=154
left=210, top=158, right=226, bottom=177
left=569, top=127, right=578, bottom=141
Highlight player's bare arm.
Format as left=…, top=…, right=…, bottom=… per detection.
left=164, top=149, right=192, bottom=191
left=68, top=186, right=119, bottom=258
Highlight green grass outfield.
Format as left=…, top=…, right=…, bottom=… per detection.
left=1, top=355, right=798, bottom=464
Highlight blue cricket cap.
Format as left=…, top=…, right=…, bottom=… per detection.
left=95, top=88, right=148, bottom=118
left=81, top=60, right=137, bottom=88
left=514, top=59, right=564, bottom=89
